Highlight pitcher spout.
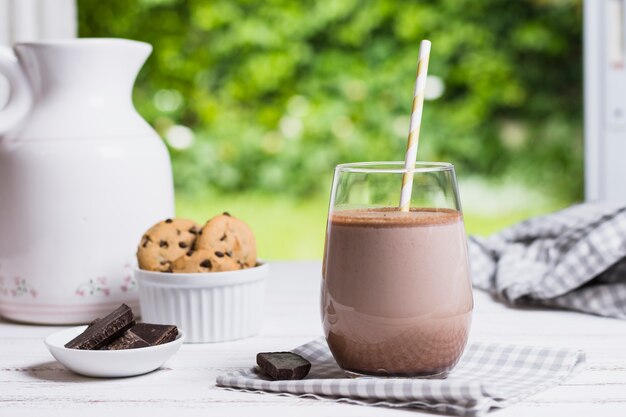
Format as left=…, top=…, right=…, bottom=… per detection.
left=1, top=38, right=155, bottom=141
left=14, top=38, right=152, bottom=105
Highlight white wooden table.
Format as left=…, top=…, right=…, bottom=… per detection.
left=1, top=261, right=626, bottom=416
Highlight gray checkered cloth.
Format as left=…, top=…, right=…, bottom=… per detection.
left=216, top=338, right=584, bottom=416
left=469, top=203, right=626, bottom=318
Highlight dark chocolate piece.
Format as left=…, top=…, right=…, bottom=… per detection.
left=86, top=318, right=100, bottom=328
left=256, top=352, right=311, bottom=380
left=130, top=323, right=178, bottom=346
left=102, top=330, right=150, bottom=350
left=65, top=304, right=135, bottom=350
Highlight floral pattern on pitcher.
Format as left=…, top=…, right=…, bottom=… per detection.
left=75, top=276, right=111, bottom=297
left=0, top=275, right=38, bottom=298
left=120, top=274, right=137, bottom=293
left=120, top=261, right=137, bottom=293
left=75, top=261, right=137, bottom=297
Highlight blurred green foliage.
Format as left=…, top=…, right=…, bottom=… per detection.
left=79, top=0, right=583, bottom=201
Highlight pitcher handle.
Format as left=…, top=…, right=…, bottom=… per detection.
left=0, top=46, right=33, bottom=136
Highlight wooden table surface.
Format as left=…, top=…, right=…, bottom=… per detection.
left=1, top=261, right=626, bottom=416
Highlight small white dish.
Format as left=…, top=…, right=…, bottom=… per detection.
left=44, top=325, right=184, bottom=378
left=136, top=262, right=269, bottom=343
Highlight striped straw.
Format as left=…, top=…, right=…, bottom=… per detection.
left=399, top=40, right=431, bottom=212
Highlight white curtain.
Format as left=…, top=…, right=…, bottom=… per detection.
left=0, top=0, right=76, bottom=107
left=0, top=0, right=77, bottom=46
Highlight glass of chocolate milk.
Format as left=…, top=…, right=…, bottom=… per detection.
left=321, top=162, right=473, bottom=377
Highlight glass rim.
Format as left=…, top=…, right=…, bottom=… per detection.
left=335, top=161, right=454, bottom=174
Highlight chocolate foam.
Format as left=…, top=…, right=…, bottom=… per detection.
left=330, top=207, right=462, bottom=227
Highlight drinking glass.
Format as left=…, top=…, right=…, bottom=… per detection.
left=321, top=162, right=473, bottom=377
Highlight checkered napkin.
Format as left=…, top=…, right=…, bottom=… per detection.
left=216, top=338, right=584, bottom=416
left=469, top=203, right=626, bottom=318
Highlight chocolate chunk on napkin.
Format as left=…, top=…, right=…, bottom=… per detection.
left=216, top=338, right=584, bottom=416
left=469, top=203, right=626, bottom=319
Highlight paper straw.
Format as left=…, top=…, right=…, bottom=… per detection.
left=399, top=40, right=431, bottom=212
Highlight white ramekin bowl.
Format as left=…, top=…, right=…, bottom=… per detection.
left=135, top=263, right=268, bottom=343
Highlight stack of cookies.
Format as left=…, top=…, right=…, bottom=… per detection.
left=137, top=212, right=257, bottom=273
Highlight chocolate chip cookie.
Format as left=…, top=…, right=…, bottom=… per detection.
left=137, top=218, right=200, bottom=272
left=195, top=212, right=257, bottom=268
left=170, top=249, right=239, bottom=273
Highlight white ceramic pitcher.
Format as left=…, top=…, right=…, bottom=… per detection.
left=0, top=38, right=175, bottom=324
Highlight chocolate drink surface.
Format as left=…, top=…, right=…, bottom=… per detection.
left=321, top=208, right=473, bottom=376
